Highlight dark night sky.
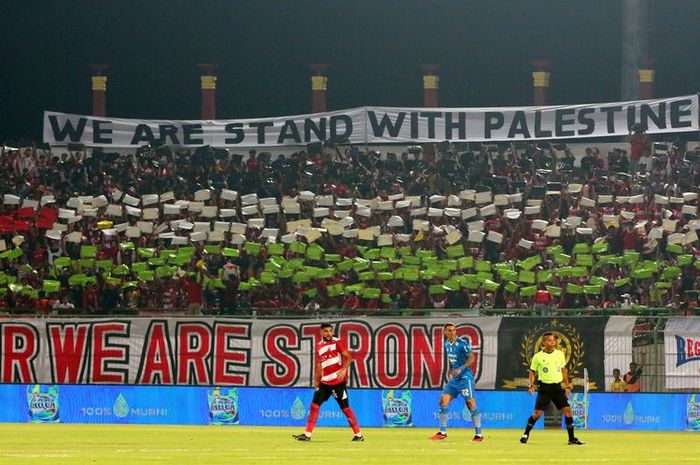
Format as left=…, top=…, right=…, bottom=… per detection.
left=1, top=0, right=699, bottom=142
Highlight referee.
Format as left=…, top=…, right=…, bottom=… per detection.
left=520, top=332, right=585, bottom=445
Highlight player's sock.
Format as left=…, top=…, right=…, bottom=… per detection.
left=342, top=407, right=362, bottom=435
left=305, top=403, right=320, bottom=435
left=523, top=415, right=538, bottom=436
left=438, top=406, right=449, bottom=433
left=565, top=415, right=575, bottom=441
left=469, top=407, right=482, bottom=436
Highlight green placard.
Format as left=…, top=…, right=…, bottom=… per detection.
left=446, top=244, right=465, bottom=258
left=520, top=285, right=537, bottom=297
left=458, top=256, right=474, bottom=270
left=267, top=243, right=284, bottom=256
left=499, top=269, right=518, bottom=282
left=362, top=287, right=381, bottom=299
left=592, top=241, right=608, bottom=254
left=245, top=242, right=262, bottom=256
left=223, top=248, right=240, bottom=257
left=289, top=241, right=306, bottom=254
left=43, top=280, right=61, bottom=293
left=666, top=243, right=683, bottom=254
left=358, top=271, right=375, bottom=281
left=80, top=246, right=97, bottom=258
left=363, top=248, right=381, bottom=260
left=567, top=283, right=583, bottom=294
left=137, top=248, right=155, bottom=258
left=537, top=270, right=553, bottom=283
left=475, top=260, right=491, bottom=272
left=573, top=243, right=590, bottom=254
left=546, top=245, right=564, bottom=256
left=429, top=284, right=446, bottom=295
left=155, top=266, right=173, bottom=279
left=327, top=283, right=344, bottom=297
left=131, top=262, right=149, bottom=273
left=520, top=255, right=541, bottom=271
left=54, top=257, right=72, bottom=268
left=546, top=285, right=562, bottom=296
left=380, top=247, right=396, bottom=259
left=306, top=244, right=325, bottom=261
left=584, top=285, right=602, bottom=294
left=519, top=271, right=536, bottom=284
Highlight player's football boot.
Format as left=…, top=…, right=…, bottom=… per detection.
left=351, top=435, right=365, bottom=442
left=472, top=435, right=484, bottom=442
left=519, top=434, right=529, bottom=444
left=429, top=432, right=447, bottom=440
left=292, top=433, right=311, bottom=441
left=568, top=438, right=585, bottom=445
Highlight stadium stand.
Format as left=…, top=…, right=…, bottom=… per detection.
left=0, top=139, right=699, bottom=316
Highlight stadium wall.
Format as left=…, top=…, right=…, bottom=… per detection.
left=5, top=384, right=700, bottom=431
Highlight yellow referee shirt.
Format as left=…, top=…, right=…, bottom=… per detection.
left=530, top=349, right=566, bottom=384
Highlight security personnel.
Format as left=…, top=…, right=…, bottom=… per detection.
left=520, top=332, right=585, bottom=445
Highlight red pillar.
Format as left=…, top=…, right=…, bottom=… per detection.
left=638, top=58, right=655, bottom=100
left=421, top=64, right=440, bottom=107
left=198, top=64, right=218, bottom=119
left=531, top=60, right=551, bottom=106
left=90, top=64, right=108, bottom=117
left=310, top=64, right=328, bottom=113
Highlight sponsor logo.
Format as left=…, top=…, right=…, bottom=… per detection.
left=291, top=396, right=306, bottom=421
left=382, top=390, right=412, bottom=427
left=27, top=385, right=59, bottom=423
left=569, top=393, right=587, bottom=429
left=675, top=336, right=700, bottom=367
left=79, top=393, right=170, bottom=418
left=600, top=401, right=661, bottom=425
left=688, top=394, right=700, bottom=431
left=502, top=319, right=593, bottom=389
left=208, top=387, right=239, bottom=425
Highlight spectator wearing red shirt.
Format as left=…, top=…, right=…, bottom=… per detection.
left=629, top=125, right=651, bottom=175
left=343, top=292, right=360, bottom=311
left=181, top=274, right=203, bottom=315
left=622, top=222, right=639, bottom=252
left=82, top=284, right=99, bottom=313
left=534, top=285, right=552, bottom=316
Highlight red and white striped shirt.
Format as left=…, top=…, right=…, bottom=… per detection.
left=316, top=337, right=348, bottom=386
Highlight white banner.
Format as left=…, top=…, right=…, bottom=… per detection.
left=665, top=317, right=700, bottom=390
left=0, top=317, right=499, bottom=389
left=43, top=95, right=699, bottom=147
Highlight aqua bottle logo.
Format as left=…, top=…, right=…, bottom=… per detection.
left=291, top=396, right=307, bottom=421
left=208, top=387, right=239, bottom=425
left=687, top=394, right=700, bottom=431
left=113, top=394, right=130, bottom=418
left=623, top=401, right=635, bottom=425
left=381, top=390, right=412, bottom=427
left=26, top=385, right=59, bottom=423
left=569, top=393, right=587, bottom=429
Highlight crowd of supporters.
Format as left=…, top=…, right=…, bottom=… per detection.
left=1, top=132, right=699, bottom=316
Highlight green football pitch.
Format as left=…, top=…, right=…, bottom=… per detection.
left=0, top=424, right=698, bottom=465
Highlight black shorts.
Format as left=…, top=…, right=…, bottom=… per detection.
left=535, top=383, right=570, bottom=410
left=312, top=381, right=350, bottom=409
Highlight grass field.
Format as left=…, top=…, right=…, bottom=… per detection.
left=0, top=424, right=698, bottom=465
